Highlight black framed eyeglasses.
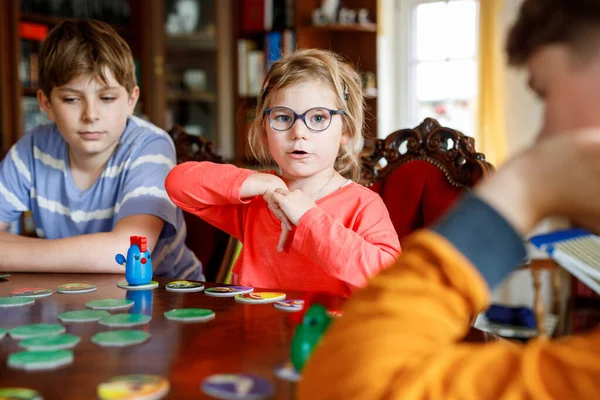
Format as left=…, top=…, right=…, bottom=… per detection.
left=264, top=106, right=345, bottom=132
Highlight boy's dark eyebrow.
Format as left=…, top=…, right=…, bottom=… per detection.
left=56, top=86, right=120, bottom=93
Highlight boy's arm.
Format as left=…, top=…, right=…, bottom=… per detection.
left=291, top=197, right=401, bottom=289
left=0, top=214, right=163, bottom=272
left=298, top=196, right=600, bottom=400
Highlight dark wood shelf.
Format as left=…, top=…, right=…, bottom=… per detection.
left=307, top=23, right=377, bottom=32
left=22, top=87, right=38, bottom=97
left=19, top=12, right=136, bottom=37
left=167, top=91, right=217, bottom=103
left=166, top=33, right=216, bottom=51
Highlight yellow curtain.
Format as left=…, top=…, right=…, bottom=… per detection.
left=477, top=0, right=507, bottom=167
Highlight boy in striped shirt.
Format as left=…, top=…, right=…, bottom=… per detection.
left=0, top=20, right=202, bottom=279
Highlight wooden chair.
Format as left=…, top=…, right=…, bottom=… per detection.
left=360, top=118, right=494, bottom=239
left=168, top=125, right=238, bottom=282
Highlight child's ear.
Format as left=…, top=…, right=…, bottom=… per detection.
left=340, top=133, right=350, bottom=145
left=37, top=90, right=55, bottom=121
left=127, top=86, right=140, bottom=115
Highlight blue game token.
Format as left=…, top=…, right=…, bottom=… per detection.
left=201, top=374, right=274, bottom=400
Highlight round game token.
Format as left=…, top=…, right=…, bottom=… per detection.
left=19, top=333, right=80, bottom=351
left=234, top=292, right=286, bottom=304
left=327, top=310, right=343, bottom=318
left=0, top=273, right=9, bottom=279
left=0, top=388, right=43, bottom=400
left=0, top=296, right=34, bottom=308
left=116, top=280, right=159, bottom=291
left=56, top=283, right=97, bottom=294
left=91, top=330, right=150, bottom=347
left=204, top=286, right=254, bottom=298
left=201, top=374, right=274, bottom=400
left=165, top=280, right=205, bottom=292
left=273, top=299, right=304, bottom=312
left=164, top=308, right=215, bottom=322
left=86, top=298, right=134, bottom=311
left=273, top=361, right=302, bottom=382
left=97, top=374, right=169, bottom=400
left=0, top=328, right=7, bottom=340
left=11, top=287, right=52, bottom=298
left=8, top=350, right=73, bottom=371
left=99, top=313, right=152, bottom=327
left=58, top=309, right=111, bottom=323
left=9, top=323, right=66, bottom=340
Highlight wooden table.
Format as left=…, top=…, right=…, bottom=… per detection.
left=0, top=273, right=495, bottom=399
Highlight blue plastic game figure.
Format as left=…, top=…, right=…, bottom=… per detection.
left=115, top=236, right=153, bottom=285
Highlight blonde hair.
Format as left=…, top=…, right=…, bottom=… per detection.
left=247, top=48, right=364, bottom=181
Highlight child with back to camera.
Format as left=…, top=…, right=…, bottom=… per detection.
left=166, top=48, right=401, bottom=297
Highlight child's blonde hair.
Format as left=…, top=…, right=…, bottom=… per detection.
left=248, top=48, right=364, bottom=181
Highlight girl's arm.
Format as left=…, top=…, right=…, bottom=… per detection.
left=165, top=162, right=289, bottom=241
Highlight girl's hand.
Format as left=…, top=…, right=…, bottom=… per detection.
left=271, top=189, right=317, bottom=226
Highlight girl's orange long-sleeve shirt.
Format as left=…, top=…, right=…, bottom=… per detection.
left=165, top=162, right=401, bottom=296
left=298, top=196, right=600, bottom=400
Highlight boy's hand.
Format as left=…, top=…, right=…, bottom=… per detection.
left=475, top=128, right=600, bottom=234
left=271, top=189, right=317, bottom=226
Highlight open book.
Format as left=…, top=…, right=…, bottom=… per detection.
left=529, top=228, right=600, bottom=295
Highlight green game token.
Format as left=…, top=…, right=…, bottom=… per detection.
left=116, top=280, right=159, bottom=290
left=8, top=350, right=73, bottom=371
left=0, top=296, right=34, bottom=308
left=86, top=298, right=134, bottom=310
left=0, top=388, right=42, bottom=400
left=165, top=280, right=205, bottom=292
left=0, top=273, right=9, bottom=279
left=91, top=330, right=150, bottom=347
left=58, top=309, right=110, bottom=323
left=164, top=308, right=215, bottom=322
left=11, top=288, right=52, bottom=298
left=9, top=324, right=66, bottom=340
left=98, top=313, right=151, bottom=327
left=0, top=328, right=7, bottom=340
left=19, top=333, right=80, bottom=351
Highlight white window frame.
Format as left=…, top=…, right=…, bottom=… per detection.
left=391, top=0, right=479, bottom=137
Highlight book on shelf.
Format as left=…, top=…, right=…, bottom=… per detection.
left=242, top=0, right=295, bottom=32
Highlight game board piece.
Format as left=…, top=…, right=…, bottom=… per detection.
left=9, top=324, right=66, bottom=340
left=91, top=330, right=150, bottom=347
left=0, top=273, right=10, bottom=279
left=201, top=374, right=274, bottom=400
left=234, top=292, right=286, bottom=304
left=164, top=308, right=215, bottom=322
left=204, top=286, right=254, bottom=298
left=0, top=296, right=34, bottom=308
left=0, top=388, right=42, bottom=399
left=56, top=283, right=97, bottom=294
left=97, top=374, right=169, bottom=400
left=273, top=361, right=302, bottom=382
left=116, top=280, right=158, bottom=291
left=165, top=280, right=205, bottom=292
left=116, top=235, right=153, bottom=285
left=86, top=299, right=134, bottom=310
left=11, top=288, right=52, bottom=298
left=98, top=313, right=151, bottom=328
left=19, top=333, right=80, bottom=351
left=7, top=350, right=73, bottom=371
left=58, top=309, right=111, bottom=323
left=274, top=299, right=304, bottom=312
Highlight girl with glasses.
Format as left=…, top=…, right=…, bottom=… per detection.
left=166, top=49, right=400, bottom=297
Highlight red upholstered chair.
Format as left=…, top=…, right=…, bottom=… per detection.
left=168, top=125, right=235, bottom=282
left=361, top=118, right=494, bottom=240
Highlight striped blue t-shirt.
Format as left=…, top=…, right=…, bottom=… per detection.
left=0, top=115, right=203, bottom=280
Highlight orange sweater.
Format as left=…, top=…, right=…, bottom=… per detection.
left=165, top=162, right=401, bottom=296
left=299, top=230, right=600, bottom=400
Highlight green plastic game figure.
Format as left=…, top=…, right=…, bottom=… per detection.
left=291, top=304, right=332, bottom=372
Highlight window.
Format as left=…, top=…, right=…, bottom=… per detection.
left=398, top=0, right=479, bottom=137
